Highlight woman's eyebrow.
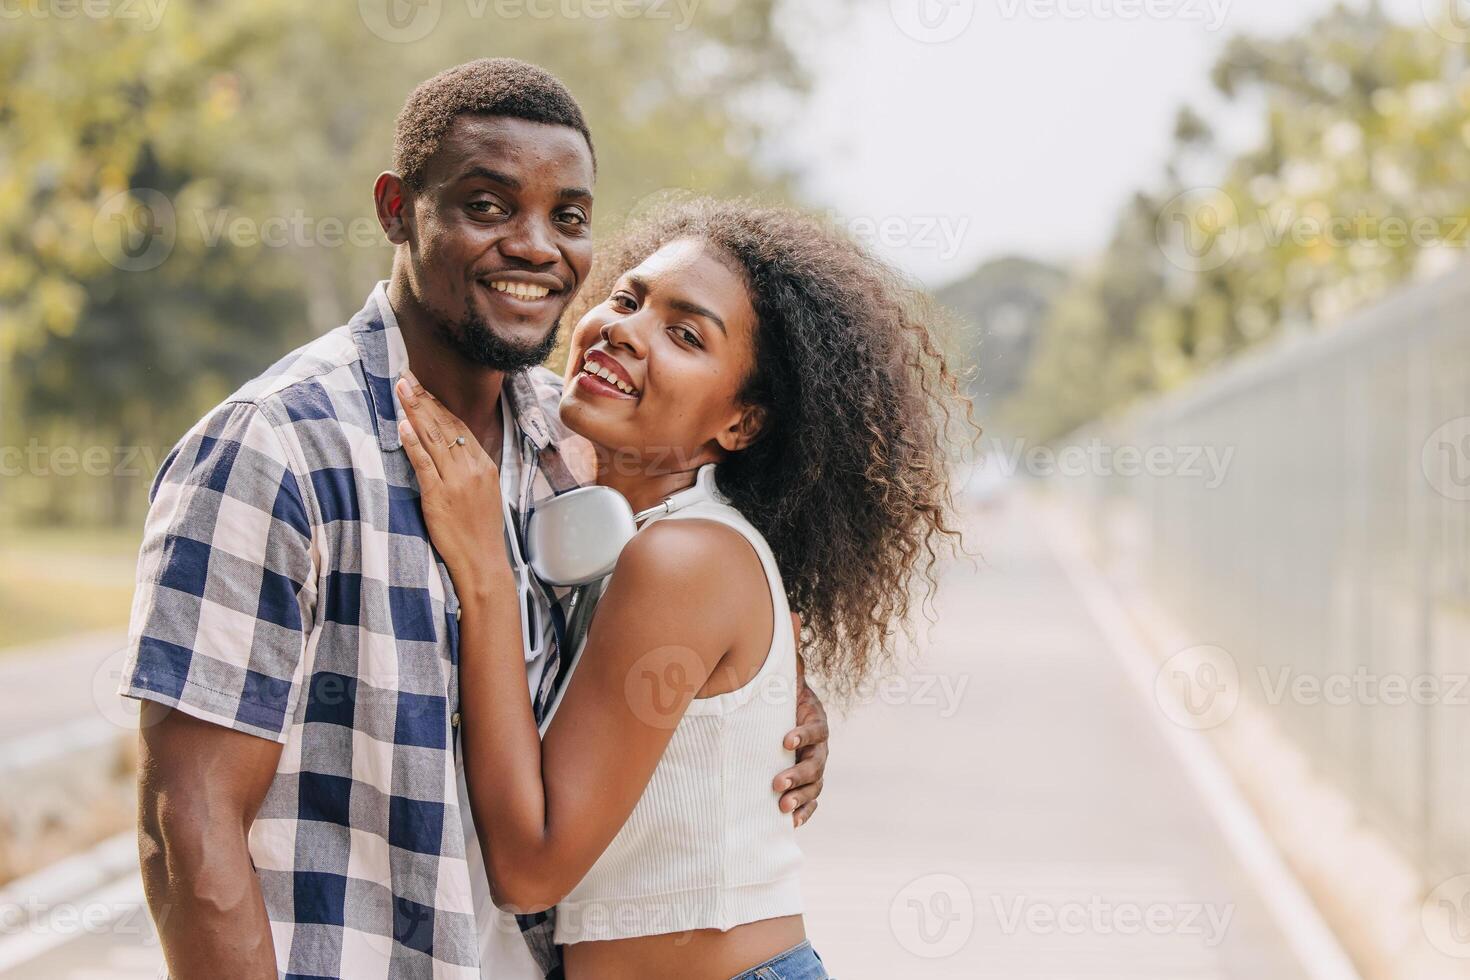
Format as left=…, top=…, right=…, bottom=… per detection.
left=624, top=273, right=726, bottom=334
left=668, top=299, right=726, bottom=334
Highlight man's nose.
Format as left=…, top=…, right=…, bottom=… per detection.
left=498, top=216, right=560, bottom=267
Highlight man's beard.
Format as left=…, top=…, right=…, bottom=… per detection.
left=434, top=299, right=561, bottom=372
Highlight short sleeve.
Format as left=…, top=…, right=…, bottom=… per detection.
left=118, top=400, right=318, bottom=742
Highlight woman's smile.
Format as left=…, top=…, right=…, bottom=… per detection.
left=574, top=348, right=641, bottom=398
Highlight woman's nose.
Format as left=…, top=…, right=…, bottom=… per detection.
left=600, top=314, right=648, bottom=356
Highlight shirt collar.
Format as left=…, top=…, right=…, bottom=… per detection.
left=350, top=281, right=558, bottom=454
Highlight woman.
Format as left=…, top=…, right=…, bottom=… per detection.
left=395, top=200, right=966, bottom=979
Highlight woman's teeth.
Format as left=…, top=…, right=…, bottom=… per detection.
left=582, top=360, right=638, bottom=395
left=489, top=280, right=552, bottom=300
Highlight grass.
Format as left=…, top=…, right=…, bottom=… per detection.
left=0, top=527, right=141, bottom=652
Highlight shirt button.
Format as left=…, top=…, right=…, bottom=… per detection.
left=451, top=712, right=462, bottom=728
left=454, top=607, right=462, bottom=622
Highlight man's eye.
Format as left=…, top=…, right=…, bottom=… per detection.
left=558, top=209, right=588, bottom=226
left=469, top=200, right=506, bottom=215
left=610, top=292, right=637, bottom=311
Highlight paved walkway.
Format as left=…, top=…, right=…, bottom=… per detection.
left=0, top=497, right=1317, bottom=978
left=797, top=495, right=1312, bottom=978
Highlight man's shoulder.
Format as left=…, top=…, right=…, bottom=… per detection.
left=178, top=325, right=372, bottom=466
left=229, top=325, right=363, bottom=410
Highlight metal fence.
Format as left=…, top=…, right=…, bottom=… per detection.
left=1055, top=268, right=1470, bottom=881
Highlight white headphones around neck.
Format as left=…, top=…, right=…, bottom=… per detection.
left=524, top=486, right=672, bottom=587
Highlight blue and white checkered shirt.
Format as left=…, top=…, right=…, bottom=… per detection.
left=119, top=283, right=590, bottom=979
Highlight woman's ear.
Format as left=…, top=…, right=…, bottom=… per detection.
left=716, top=404, right=768, bottom=453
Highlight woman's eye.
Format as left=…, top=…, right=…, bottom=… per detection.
left=671, top=325, right=703, bottom=348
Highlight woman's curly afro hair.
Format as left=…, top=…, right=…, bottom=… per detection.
left=572, top=198, right=974, bottom=702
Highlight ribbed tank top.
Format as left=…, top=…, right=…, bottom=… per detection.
left=550, top=463, right=804, bottom=944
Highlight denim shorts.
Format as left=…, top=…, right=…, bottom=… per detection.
left=728, top=940, right=830, bottom=980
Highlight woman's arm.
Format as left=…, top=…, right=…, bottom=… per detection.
left=395, top=373, right=760, bottom=911
left=482, top=518, right=755, bottom=908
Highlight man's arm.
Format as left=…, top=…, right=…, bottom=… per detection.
left=137, top=705, right=282, bottom=979
left=119, top=399, right=317, bottom=976
left=774, top=615, right=830, bottom=826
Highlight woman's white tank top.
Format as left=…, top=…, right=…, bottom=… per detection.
left=551, top=463, right=804, bottom=944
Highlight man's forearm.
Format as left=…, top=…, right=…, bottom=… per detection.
left=136, top=707, right=285, bottom=980
left=139, top=815, right=277, bottom=979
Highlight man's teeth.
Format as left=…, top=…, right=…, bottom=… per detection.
left=489, top=280, right=552, bottom=300
left=582, top=361, right=637, bottom=395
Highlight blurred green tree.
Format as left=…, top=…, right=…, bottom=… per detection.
left=1004, top=5, right=1470, bottom=442
left=0, top=0, right=805, bottom=525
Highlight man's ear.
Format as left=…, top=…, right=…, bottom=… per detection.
left=715, top=404, right=768, bottom=453
left=374, top=172, right=413, bottom=245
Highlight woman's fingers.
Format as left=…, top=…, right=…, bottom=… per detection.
left=401, top=369, right=478, bottom=460
left=396, top=375, right=452, bottom=470
left=398, top=419, right=442, bottom=492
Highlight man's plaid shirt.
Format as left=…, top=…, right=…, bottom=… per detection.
left=119, top=284, right=589, bottom=979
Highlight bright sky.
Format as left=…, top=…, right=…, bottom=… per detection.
left=781, top=0, right=1429, bottom=287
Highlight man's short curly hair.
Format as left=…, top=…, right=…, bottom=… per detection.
left=393, top=58, right=595, bottom=191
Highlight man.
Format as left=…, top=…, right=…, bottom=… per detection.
left=119, top=59, right=829, bottom=980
